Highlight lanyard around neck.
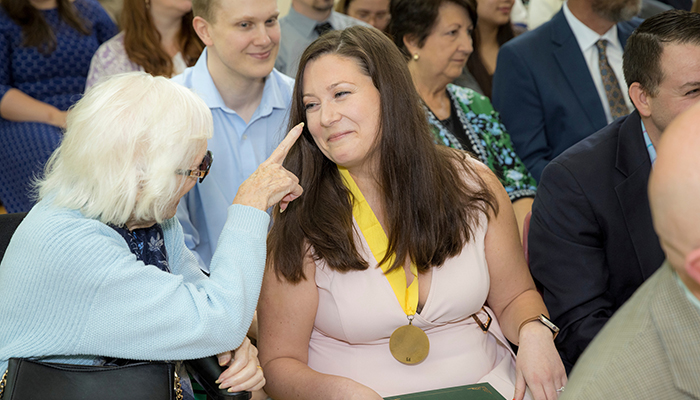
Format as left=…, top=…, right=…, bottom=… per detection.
left=338, top=166, right=419, bottom=316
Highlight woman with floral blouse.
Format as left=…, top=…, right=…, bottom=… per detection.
left=389, top=0, right=536, bottom=236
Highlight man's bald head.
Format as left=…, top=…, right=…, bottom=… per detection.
left=649, top=100, right=700, bottom=290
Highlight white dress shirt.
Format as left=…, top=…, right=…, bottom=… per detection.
left=276, top=7, right=370, bottom=78
left=563, top=2, right=634, bottom=123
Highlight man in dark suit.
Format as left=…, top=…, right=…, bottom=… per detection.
left=528, top=10, right=700, bottom=373
left=492, top=0, right=642, bottom=181
left=561, top=80, right=700, bottom=400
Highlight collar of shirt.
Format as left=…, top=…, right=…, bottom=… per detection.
left=640, top=120, right=657, bottom=166
left=285, top=5, right=335, bottom=39
left=563, top=2, right=621, bottom=54
left=674, top=270, right=700, bottom=312
left=185, top=48, right=289, bottom=120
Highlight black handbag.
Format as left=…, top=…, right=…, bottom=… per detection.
left=185, top=357, right=251, bottom=400
left=0, top=356, right=252, bottom=400
left=0, top=358, right=182, bottom=400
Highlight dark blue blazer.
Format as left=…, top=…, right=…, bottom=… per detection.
left=492, top=10, right=641, bottom=181
left=657, top=0, right=692, bottom=10
left=528, top=111, right=665, bottom=373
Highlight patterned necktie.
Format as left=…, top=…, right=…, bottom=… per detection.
left=596, top=39, right=628, bottom=120
left=314, top=22, right=333, bottom=37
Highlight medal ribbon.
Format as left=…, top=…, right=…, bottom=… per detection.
left=338, top=167, right=419, bottom=316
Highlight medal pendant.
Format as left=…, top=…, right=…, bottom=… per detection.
left=389, top=319, right=429, bottom=365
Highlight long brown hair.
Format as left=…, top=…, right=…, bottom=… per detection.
left=267, top=26, right=498, bottom=283
left=2, top=0, right=91, bottom=54
left=121, top=0, right=203, bottom=77
left=467, top=21, right=515, bottom=99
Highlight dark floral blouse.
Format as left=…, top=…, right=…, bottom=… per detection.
left=111, top=224, right=169, bottom=272
left=426, top=84, right=537, bottom=202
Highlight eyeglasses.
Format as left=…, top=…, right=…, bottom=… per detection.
left=176, top=150, right=213, bottom=183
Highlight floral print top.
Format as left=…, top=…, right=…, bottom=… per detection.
left=110, top=224, right=169, bottom=272
left=426, top=84, right=537, bottom=202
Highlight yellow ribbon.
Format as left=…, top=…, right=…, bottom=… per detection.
left=338, top=167, right=419, bottom=317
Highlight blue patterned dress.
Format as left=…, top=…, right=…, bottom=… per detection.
left=0, top=0, right=116, bottom=212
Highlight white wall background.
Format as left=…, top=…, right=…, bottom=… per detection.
left=278, top=0, right=292, bottom=16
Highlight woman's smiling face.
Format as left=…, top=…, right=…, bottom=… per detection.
left=302, top=54, right=382, bottom=170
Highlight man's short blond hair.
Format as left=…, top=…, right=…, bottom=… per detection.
left=192, top=0, right=219, bottom=23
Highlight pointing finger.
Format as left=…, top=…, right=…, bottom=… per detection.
left=267, top=122, right=304, bottom=165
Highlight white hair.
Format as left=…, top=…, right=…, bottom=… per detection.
left=37, top=72, right=213, bottom=226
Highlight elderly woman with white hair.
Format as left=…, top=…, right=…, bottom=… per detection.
left=0, top=72, right=303, bottom=398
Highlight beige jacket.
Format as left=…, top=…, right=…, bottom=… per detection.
left=561, top=263, right=700, bottom=399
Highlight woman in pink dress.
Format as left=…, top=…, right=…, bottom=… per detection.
left=258, top=26, right=566, bottom=400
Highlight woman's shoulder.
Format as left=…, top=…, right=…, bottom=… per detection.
left=93, top=31, right=126, bottom=58
left=23, top=197, right=113, bottom=239
left=87, top=32, right=141, bottom=88
left=442, top=147, right=494, bottom=183
left=6, top=198, right=122, bottom=270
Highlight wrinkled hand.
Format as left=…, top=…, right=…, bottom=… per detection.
left=216, top=337, right=265, bottom=393
left=514, top=322, right=567, bottom=400
left=233, top=123, right=304, bottom=211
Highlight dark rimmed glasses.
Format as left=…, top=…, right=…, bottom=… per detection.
left=176, top=150, right=213, bottom=183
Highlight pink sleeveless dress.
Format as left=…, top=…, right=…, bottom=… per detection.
left=308, top=214, right=526, bottom=398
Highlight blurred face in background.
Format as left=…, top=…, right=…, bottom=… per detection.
left=591, top=0, right=642, bottom=22
left=346, top=0, right=391, bottom=31
left=406, top=1, right=474, bottom=84
left=476, top=0, right=514, bottom=27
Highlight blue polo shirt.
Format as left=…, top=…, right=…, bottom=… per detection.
left=172, top=48, right=294, bottom=270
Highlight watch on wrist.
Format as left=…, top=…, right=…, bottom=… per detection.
left=519, top=314, right=560, bottom=340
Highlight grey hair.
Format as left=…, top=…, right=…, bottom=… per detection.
left=36, top=72, right=213, bottom=226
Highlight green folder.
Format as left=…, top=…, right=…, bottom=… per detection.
left=384, top=383, right=506, bottom=400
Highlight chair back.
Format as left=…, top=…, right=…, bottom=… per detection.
left=0, top=212, right=28, bottom=262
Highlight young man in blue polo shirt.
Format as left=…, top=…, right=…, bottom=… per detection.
left=173, top=0, right=294, bottom=271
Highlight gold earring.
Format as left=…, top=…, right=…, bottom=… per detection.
left=412, top=53, right=419, bottom=61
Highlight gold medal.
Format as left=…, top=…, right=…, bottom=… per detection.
left=389, top=316, right=430, bottom=365
left=339, top=167, right=430, bottom=365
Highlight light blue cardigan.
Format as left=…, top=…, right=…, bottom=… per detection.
left=0, top=197, right=269, bottom=372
